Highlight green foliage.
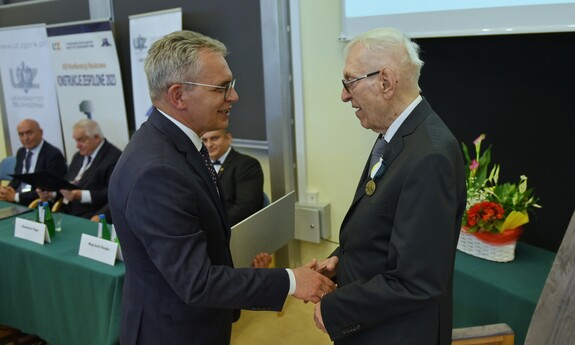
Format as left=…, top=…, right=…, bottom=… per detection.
left=462, top=134, right=541, bottom=233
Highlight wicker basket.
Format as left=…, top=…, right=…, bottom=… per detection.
left=457, top=229, right=517, bottom=262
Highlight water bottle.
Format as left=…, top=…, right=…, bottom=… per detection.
left=42, top=201, right=56, bottom=238
left=99, top=214, right=111, bottom=241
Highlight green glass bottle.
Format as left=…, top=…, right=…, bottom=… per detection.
left=34, top=201, right=42, bottom=223
left=99, top=214, right=111, bottom=241
left=42, top=201, right=56, bottom=238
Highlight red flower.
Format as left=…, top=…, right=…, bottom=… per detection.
left=466, top=201, right=505, bottom=231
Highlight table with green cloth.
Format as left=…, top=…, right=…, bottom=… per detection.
left=0, top=202, right=124, bottom=345
left=453, top=242, right=555, bottom=345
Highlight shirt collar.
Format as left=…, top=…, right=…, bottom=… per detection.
left=157, top=108, right=203, bottom=151
left=28, top=140, right=44, bottom=155
left=383, top=95, right=422, bottom=143
left=214, top=146, right=232, bottom=164
left=87, top=138, right=105, bottom=162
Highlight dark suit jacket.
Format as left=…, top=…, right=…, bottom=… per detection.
left=218, top=148, right=264, bottom=225
left=322, top=98, right=467, bottom=345
left=62, top=139, right=121, bottom=219
left=108, top=109, right=290, bottom=345
left=9, top=140, right=67, bottom=206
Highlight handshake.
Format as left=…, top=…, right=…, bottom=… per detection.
left=292, top=256, right=339, bottom=304
left=251, top=253, right=338, bottom=333
left=252, top=252, right=338, bottom=304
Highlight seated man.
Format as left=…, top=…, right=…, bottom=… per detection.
left=201, top=129, right=264, bottom=225
left=39, top=119, right=121, bottom=220
left=0, top=119, right=67, bottom=206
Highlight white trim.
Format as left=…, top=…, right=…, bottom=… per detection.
left=290, top=0, right=309, bottom=203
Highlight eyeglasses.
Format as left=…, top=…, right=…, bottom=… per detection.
left=341, top=71, right=379, bottom=93
left=180, top=79, right=236, bottom=100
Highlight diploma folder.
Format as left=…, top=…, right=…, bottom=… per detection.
left=10, top=171, right=77, bottom=191
left=230, top=191, right=295, bottom=268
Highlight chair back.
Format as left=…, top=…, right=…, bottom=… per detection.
left=0, top=156, right=16, bottom=181
left=524, top=209, right=575, bottom=344
left=263, top=192, right=271, bottom=208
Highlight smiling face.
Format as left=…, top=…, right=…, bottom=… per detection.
left=201, top=129, right=232, bottom=161
left=177, top=50, right=239, bottom=137
left=341, top=44, right=394, bottom=133
left=341, top=39, right=416, bottom=136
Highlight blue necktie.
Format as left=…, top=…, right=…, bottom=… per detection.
left=24, top=150, right=33, bottom=173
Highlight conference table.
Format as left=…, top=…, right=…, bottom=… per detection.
left=0, top=202, right=124, bottom=345
left=453, top=242, right=555, bottom=345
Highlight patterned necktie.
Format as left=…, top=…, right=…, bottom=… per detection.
left=370, top=136, right=387, bottom=171
left=24, top=150, right=33, bottom=173
left=199, top=144, right=219, bottom=189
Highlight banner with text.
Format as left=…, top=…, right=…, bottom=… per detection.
left=129, top=8, right=182, bottom=129
left=0, top=24, right=64, bottom=155
left=47, top=20, right=129, bottom=161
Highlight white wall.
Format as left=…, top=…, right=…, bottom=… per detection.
left=296, top=0, right=379, bottom=263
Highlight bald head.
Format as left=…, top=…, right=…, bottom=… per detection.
left=17, top=119, right=43, bottom=150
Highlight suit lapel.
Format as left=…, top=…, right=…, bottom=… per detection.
left=217, top=148, right=236, bottom=178
left=36, top=144, right=47, bottom=169
left=346, top=98, right=432, bottom=210
left=148, top=110, right=231, bottom=233
left=78, top=140, right=105, bottom=186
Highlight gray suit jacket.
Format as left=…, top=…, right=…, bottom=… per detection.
left=109, top=109, right=290, bottom=345
left=322, top=98, right=467, bottom=345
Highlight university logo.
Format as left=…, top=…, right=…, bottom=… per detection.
left=9, top=61, right=39, bottom=93
left=101, top=38, right=112, bottom=47
left=132, top=35, right=147, bottom=51
left=52, top=42, right=61, bottom=50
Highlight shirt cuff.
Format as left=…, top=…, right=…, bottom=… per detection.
left=81, top=190, right=92, bottom=204
left=285, top=268, right=296, bottom=295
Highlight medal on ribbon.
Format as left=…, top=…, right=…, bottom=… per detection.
left=366, top=157, right=385, bottom=196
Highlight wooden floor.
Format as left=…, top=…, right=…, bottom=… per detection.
left=1, top=298, right=329, bottom=345
left=231, top=297, right=333, bottom=345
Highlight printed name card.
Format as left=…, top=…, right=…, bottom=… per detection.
left=14, top=217, right=51, bottom=244
left=111, top=225, right=123, bottom=262
left=78, top=233, right=119, bottom=266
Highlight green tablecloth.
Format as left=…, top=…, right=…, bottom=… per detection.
left=0, top=200, right=555, bottom=345
left=0, top=202, right=124, bottom=345
left=454, top=242, right=555, bottom=345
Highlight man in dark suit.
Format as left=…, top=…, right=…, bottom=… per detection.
left=0, top=119, right=66, bottom=206
left=312, top=28, right=467, bottom=345
left=39, top=119, right=121, bottom=220
left=201, top=128, right=264, bottom=225
left=108, top=30, right=335, bottom=345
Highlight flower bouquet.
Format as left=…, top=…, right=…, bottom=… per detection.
left=458, top=134, right=541, bottom=262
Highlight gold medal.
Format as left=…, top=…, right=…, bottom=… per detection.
left=365, top=180, right=376, bottom=196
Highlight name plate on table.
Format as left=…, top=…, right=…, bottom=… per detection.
left=14, top=217, right=51, bottom=244
left=78, top=233, right=119, bottom=266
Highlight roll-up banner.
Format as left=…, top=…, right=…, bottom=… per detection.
left=47, top=20, right=129, bottom=161
left=0, top=24, right=64, bottom=155
left=129, top=8, right=182, bottom=129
